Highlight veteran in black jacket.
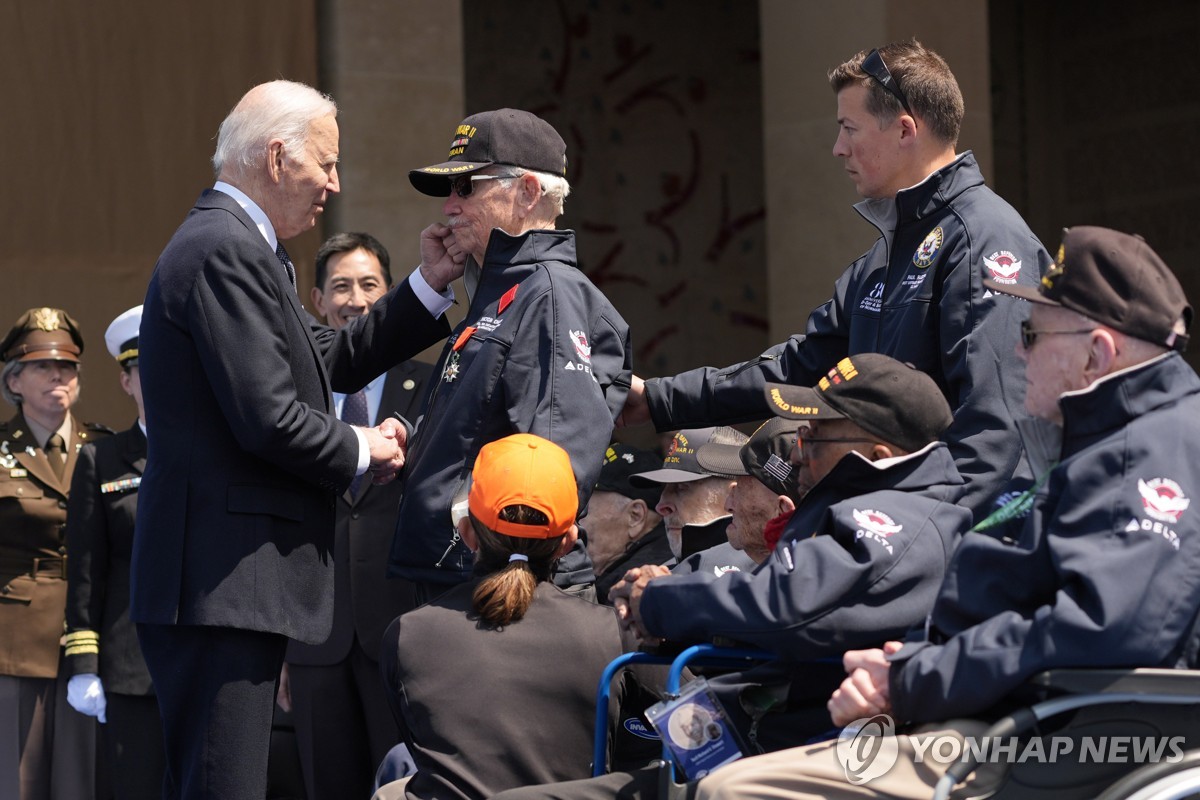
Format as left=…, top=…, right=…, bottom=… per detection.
left=132, top=80, right=456, bottom=800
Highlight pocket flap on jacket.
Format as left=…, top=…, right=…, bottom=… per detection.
left=227, top=485, right=306, bottom=522
left=0, top=574, right=37, bottom=604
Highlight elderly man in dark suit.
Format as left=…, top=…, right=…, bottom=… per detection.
left=279, top=232, right=434, bottom=800
left=132, top=80, right=457, bottom=800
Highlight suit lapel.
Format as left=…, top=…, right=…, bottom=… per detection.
left=201, top=189, right=334, bottom=409
left=282, top=287, right=333, bottom=407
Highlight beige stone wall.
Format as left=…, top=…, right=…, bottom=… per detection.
left=318, top=0, right=467, bottom=363
left=759, top=0, right=993, bottom=344
left=2, top=0, right=321, bottom=428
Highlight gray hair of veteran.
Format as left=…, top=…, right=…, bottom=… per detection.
left=211, top=79, right=338, bottom=180
left=1, top=359, right=83, bottom=407
left=507, top=167, right=571, bottom=218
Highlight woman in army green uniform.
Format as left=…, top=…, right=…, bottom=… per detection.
left=0, top=307, right=109, bottom=800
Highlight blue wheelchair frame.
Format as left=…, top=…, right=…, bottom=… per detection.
left=592, top=644, right=774, bottom=777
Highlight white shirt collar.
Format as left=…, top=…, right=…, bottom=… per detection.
left=213, top=181, right=278, bottom=249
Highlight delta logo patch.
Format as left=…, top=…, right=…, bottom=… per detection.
left=852, top=509, right=903, bottom=554
left=569, top=330, right=592, bottom=363
left=1139, top=478, right=1190, bottom=524
left=912, top=227, right=943, bottom=268
left=984, top=250, right=1023, bottom=285
left=1124, top=477, right=1189, bottom=551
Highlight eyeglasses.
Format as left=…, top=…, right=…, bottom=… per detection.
left=861, top=48, right=912, bottom=116
left=450, top=173, right=517, bottom=198
left=798, top=427, right=878, bottom=447
left=1019, top=319, right=1096, bottom=350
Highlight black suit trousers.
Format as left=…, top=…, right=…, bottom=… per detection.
left=138, top=623, right=286, bottom=800
left=103, top=692, right=166, bottom=800
left=289, top=638, right=398, bottom=800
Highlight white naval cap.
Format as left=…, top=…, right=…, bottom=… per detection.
left=104, top=305, right=142, bottom=366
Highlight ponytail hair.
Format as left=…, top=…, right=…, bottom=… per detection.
left=470, top=505, right=564, bottom=626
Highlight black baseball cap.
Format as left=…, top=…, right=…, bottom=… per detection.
left=764, top=354, right=952, bottom=454
left=696, top=417, right=801, bottom=501
left=629, top=427, right=748, bottom=487
left=409, top=108, right=568, bottom=197
left=594, top=443, right=663, bottom=507
left=984, top=225, right=1191, bottom=352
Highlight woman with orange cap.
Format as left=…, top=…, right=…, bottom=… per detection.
left=378, top=433, right=626, bottom=800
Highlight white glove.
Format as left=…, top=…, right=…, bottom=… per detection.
left=66, top=673, right=107, bottom=723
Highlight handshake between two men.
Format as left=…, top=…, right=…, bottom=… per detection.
left=362, top=416, right=411, bottom=485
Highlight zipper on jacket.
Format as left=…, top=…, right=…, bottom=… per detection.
left=713, top=352, right=780, bottom=384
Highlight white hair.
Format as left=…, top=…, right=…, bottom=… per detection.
left=505, top=167, right=571, bottom=217
left=211, top=80, right=337, bottom=180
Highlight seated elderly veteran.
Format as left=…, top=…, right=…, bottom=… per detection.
left=583, top=443, right=671, bottom=604
left=695, top=416, right=804, bottom=566
left=688, top=226, right=1198, bottom=800
left=627, top=427, right=757, bottom=576
left=494, top=354, right=970, bottom=800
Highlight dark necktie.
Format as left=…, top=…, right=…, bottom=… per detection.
left=342, top=390, right=369, bottom=496
left=275, top=241, right=297, bottom=290
left=46, top=433, right=66, bottom=480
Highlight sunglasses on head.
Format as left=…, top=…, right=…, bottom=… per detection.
left=450, top=173, right=518, bottom=198
left=862, top=48, right=912, bottom=116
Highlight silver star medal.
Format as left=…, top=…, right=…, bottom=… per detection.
left=442, top=352, right=462, bottom=383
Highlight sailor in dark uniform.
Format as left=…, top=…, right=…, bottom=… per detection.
left=63, top=305, right=164, bottom=800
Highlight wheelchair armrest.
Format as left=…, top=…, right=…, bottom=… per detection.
left=935, top=668, right=1200, bottom=800
left=1027, top=667, right=1200, bottom=697
left=665, top=644, right=776, bottom=697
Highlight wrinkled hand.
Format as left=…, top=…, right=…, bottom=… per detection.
left=608, top=564, right=672, bottom=641
left=67, top=673, right=107, bottom=723
left=276, top=662, right=292, bottom=713
left=616, top=375, right=650, bottom=428
left=362, top=419, right=408, bottom=485
left=827, top=641, right=903, bottom=727
left=418, top=223, right=466, bottom=292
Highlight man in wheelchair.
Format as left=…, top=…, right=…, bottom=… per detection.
left=496, top=354, right=974, bottom=800
left=691, top=226, right=1199, bottom=799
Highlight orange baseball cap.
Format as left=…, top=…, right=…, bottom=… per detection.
left=468, top=433, right=578, bottom=539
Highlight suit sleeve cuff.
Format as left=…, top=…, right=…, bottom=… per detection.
left=408, top=268, right=455, bottom=318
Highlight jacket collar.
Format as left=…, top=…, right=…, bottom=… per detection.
left=1059, top=353, right=1199, bottom=458
left=853, top=151, right=984, bottom=242
left=4, top=411, right=80, bottom=495
left=480, top=229, right=577, bottom=275
left=802, top=441, right=963, bottom=511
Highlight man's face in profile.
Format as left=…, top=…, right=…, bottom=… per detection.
left=274, top=114, right=341, bottom=239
